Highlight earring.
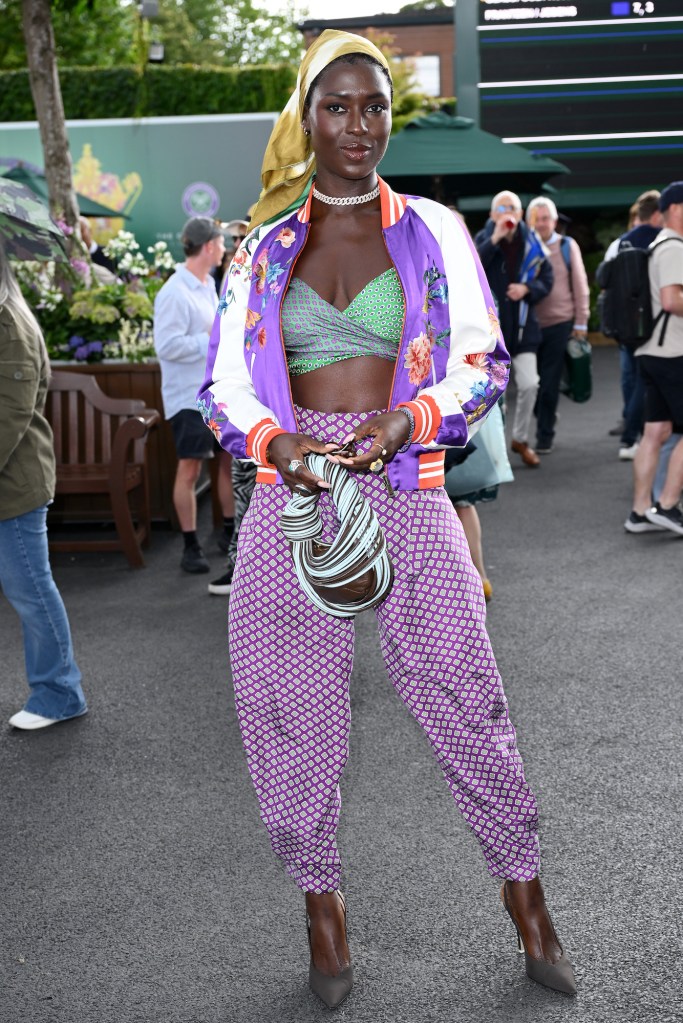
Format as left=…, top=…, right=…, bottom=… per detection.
left=302, top=126, right=310, bottom=136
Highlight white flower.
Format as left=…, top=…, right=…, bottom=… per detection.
left=109, top=318, right=155, bottom=363
left=104, top=229, right=143, bottom=264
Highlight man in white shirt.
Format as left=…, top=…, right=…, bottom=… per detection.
left=624, top=182, right=683, bottom=535
left=154, top=217, right=233, bottom=572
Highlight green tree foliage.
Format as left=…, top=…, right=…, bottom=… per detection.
left=215, top=0, right=305, bottom=66
left=153, top=0, right=306, bottom=67
left=152, top=0, right=224, bottom=66
left=364, top=29, right=438, bottom=133
left=0, top=0, right=138, bottom=69
left=0, top=0, right=24, bottom=68
left=0, top=0, right=306, bottom=70
left=399, top=0, right=453, bottom=10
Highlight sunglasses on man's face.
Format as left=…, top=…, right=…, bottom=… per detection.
left=232, top=234, right=246, bottom=243
left=494, top=204, right=519, bottom=213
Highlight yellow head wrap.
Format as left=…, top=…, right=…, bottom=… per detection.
left=248, top=30, right=391, bottom=231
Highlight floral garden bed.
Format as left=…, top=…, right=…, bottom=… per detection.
left=17, top=229, right=181, bottom=522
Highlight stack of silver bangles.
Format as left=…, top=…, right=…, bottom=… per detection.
left=396, top=406, right=415, bottom=452
left=279, top=453, right=394, bottom=619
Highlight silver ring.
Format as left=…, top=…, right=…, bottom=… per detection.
left=371, top=443, right=388, bottom=457
left=295, top=483, right=312, bottom=494
left=288, top=459, right=305, bottom=474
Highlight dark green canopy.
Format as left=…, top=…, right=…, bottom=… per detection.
left=1, top=164, right=130, bottom=219
left=0, top=178, right=69, bottom=262
left=379, top=113, right=569, bottom=202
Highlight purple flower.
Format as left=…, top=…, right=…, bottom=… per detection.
left=74, top=345, right=90, bottom=361
left=69, top=334, right=86, bottom=349
left=88, top=341, right=103, bottom=354
left=490, top=362, right=509, bottom=389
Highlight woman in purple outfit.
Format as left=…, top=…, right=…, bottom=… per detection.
left=198, top=30, right=576, bottom=1007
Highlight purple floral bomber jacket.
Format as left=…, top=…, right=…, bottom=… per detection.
left=197, top=178, right=509, bottom=492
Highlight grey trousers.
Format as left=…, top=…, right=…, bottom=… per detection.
left=511, top=352, right=540, bottom=445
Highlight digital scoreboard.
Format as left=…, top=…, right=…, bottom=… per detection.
left=472, top=0, right=683, bottom=200
left=479, top=1, right=681, bottom=24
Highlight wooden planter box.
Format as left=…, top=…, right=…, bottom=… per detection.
left=49, top=360, right=178, bottom=524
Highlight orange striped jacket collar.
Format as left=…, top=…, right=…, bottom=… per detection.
left=296, top=177, right=408, bottom=229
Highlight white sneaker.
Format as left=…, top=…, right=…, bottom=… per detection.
left=619, top=443, right=639, bottom=460
left=9, top=710, right=59, bottom=730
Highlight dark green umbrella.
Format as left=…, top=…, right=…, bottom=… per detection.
left=1, top=164, right=130, bottom=220
left=0, top=179, right=69, bottom=262
left=379, top=112, right=569, bottom=201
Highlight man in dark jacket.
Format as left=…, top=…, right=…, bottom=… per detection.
left=475, top=191, right=553, bottom=467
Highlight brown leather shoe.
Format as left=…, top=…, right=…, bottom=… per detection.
left=511, top=440, right=541, bottom=467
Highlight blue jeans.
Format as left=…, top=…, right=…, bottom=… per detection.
left=620, top=345, right=645, bottom=446
left=0, top=505, right=87, bottom=720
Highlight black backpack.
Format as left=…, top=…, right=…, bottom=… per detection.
left=596, top=236, right=683, bottom=350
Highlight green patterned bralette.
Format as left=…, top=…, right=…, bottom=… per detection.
left=282, top=267, right=405, bottom=377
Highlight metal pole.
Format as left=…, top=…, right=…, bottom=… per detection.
left=454, top=0, right=480, bottom=125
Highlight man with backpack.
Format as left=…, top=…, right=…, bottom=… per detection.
left=624, top=181, right=683, bottom=535
left=600, top=191, right=663, bottom=459
left=526, top=197, right=590, bottom=454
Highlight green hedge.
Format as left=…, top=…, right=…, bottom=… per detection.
left=0, top=63, right=297, bottom=122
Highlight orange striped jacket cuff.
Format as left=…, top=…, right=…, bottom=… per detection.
left=246, top=419, right=286, bottom=467
left=396, top=395, right=441, bottom=445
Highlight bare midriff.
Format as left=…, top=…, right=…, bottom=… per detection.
left=290, top=356, right=395, bottom=413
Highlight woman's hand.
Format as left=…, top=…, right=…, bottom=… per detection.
left=328, top=411, right=410, bottom=472
left=267, top=432, right=337, bottom=494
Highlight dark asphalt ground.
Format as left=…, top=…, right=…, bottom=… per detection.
left=1, top=345, right=681, bottom=1023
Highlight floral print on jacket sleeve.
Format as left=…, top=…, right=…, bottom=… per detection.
left=196, top=397, right=228, bottom=440
left=404, top=262, right=451, bottom=386
left=251, top=247, right=292, bottom=313
left=217, top=234, right=291, bottom=353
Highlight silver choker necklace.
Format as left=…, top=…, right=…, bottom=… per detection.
left=312, top=183, right=380, bottom=207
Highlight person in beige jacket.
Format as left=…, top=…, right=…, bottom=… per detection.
left=526, top=197, right=590, bottom=453
left=0, top=242, right=87, bottom=730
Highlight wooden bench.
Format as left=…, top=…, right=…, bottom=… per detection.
left=46, top=370, right=160, bottom=568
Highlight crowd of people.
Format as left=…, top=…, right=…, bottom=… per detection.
left=148, top=176, right=683, bottom=606
left=2, top=23, right=682, bottom=1014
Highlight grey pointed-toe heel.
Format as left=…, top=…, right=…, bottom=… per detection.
left=308, top=960, right=354, bottom=1009
left=511, top=922, right=577, bottom=995
left=502, top=881, right=577, bottom=996
left=306, top=891, right=354, bottom=1009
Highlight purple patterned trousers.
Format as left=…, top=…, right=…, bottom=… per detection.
left=228, top=407, right=540, bottom=893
